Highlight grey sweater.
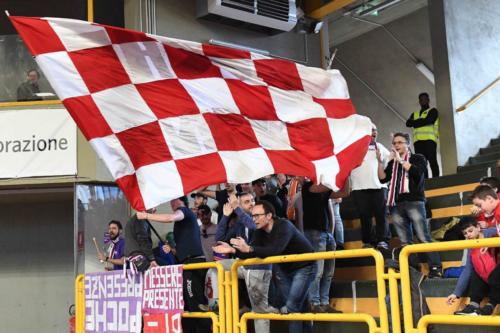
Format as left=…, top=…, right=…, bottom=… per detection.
left=124, top=214, right=155, bottom=261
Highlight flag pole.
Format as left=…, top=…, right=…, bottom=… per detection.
left=4, top=10, right=10, bottom=17
left=87, top=0, right=94, bottom=22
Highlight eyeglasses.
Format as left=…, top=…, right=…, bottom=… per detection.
left=251, top=213, right=266, bottom=220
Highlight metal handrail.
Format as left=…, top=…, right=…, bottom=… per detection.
left=74, top=261, right=227, bottom=333
left=75, top=274, right=85, bottom=333
left=182, top=261, right=226, bottom=333
left=399, top=237, right=500, bottom=333
left=230, top=248, right=388, bottom=333
left=456, top=77, right=500, bottom=112
left=417, top=314, right=500, bottom=333
left=240, top=312, right=378, bottom=332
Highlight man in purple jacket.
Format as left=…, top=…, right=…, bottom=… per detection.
left=98, top=220, right=125, bottom=270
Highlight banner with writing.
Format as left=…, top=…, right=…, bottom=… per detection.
left=143, top=313, right=183, bottom=333
left=85, top=271, right=143, bottom=333
left=0, top=108, right=76, bottom=178
left=143, top=265, right=184, bottom=314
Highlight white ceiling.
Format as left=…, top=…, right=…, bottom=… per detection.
left=327, top=0, right=428, bottom=46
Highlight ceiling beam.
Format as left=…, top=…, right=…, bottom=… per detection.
left=305, top=0, right=357, bottom=19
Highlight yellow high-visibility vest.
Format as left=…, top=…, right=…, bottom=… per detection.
left=413, top=108, right=439, bottom=143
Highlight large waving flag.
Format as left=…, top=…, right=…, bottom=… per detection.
left=10, top=16, right=372, bottom=210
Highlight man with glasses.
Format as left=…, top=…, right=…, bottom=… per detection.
left=378, top=132, right=442, bottom=278
left=214, top=200, right=316, bottom=333
left=214, top=194, right=278, bottom=333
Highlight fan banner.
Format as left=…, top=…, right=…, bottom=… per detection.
left=10, top=16, right=372, bottom=210
left=84, top=271, right=143, bottom=333
left=143, top=265, right=184, bottom=314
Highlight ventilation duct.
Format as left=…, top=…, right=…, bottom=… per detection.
left=197, top=0, right=298, bottom=33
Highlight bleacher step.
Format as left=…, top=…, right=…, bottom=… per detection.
left=468, top=151, right=500, bottom=165
left=425, top=169, right=490, bottom=190
left=490, top=137, right=500, bottom=146
left=457, top=161, right=498, bottom=174
left=480, top=144, right=500, bottom=156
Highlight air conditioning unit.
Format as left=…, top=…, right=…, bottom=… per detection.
left=197, top=0, right=298, bottom=33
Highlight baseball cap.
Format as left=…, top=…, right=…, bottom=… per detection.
left=190, top=192, right=207, bottom=199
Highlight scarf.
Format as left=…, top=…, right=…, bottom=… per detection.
left=387, top=151, right=410, bottom=207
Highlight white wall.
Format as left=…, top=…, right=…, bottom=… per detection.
left=444, top=0, right=500, bottom=165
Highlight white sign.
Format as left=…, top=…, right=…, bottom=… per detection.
left=0, top=108, right=77, bottom=178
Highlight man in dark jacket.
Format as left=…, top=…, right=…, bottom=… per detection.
left=137, top=197, right=209, bottom=333
left=214, top=200, right=316, bottom=333
left=17, top=69, right=43, bottom=101
left=124, top=210, right=158, bottom=268
left=378, top=132, right=442, bottom=278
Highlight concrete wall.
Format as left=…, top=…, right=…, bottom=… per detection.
left=443, top=0, right=500, bottom=166
left=0, top=191, right=74, bottom=333
left=331, top=7, right=436, bottom=150
left=124, top=0, right=321, bottom=67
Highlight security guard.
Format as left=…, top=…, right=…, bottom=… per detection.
left=406, top=92, right=440, bottom=178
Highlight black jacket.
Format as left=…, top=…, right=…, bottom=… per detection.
left=381, top=153, right=427, bottom=202
left=124, top=214, right=155, bottom=261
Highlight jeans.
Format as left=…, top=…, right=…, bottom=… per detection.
left=304, top=230, right=336, bottom=305
left=333, top=202, right=344, bottom=245
left=469, top=265, right=500, bottom=306
left=275, top=264, right=317, bottom=333
left=390, top=201, right=441, bottom=268
left=239, top=268, right=275, bottom=333
left=352, top=189, right=390, bottom=244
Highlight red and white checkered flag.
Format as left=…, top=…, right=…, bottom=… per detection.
left=11, top=16, right=372, bottom=211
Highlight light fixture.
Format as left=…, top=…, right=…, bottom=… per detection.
left=416, top=62, right=435, bottom=85
left=355, top=0, right=402, bottom=17
left=208, top=39, right=270, bottom=56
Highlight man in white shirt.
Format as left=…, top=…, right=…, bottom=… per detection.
left=350, top=125, right=391, bottom=249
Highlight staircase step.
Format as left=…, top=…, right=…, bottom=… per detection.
left=457, top=161, right=498, bottom=174
left=490, top=137, right=500, bottom=146
left=480, top=144, right=500, bottom=155
left=425, top=169, right=488, bottom=189
left=329, top=279, right=500, bottom=327
left=468, top=151, right=500, bottom=165
left=271, top=320, right=500, bottom=333
left=425, top=183, right=479, bottom=198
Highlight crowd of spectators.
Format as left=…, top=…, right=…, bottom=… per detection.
left=96, top=125, right=499, bottom=331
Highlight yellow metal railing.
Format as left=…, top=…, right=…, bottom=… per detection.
left=74, top=261, right=227, bottom=333
left=417, top=314, right=500, bottom=332
left=241, top=312, right=377, bottom=332
left=75, top=274, right=85, bottom=333
left=75, top=240, right=500, bottom=333
left=230, top=248, right=388, bottom=333
left=399, top=238, right=500, bottom=333
left=182, top=261, right=227, bottom=333
left=386, top=267, right=402, bottom=333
